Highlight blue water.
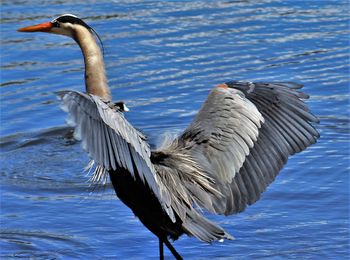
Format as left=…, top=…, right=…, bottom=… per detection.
left=1, top=0, right=349, bottom=259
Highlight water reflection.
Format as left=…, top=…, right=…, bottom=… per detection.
left=1, top=0, right=349, bottom=258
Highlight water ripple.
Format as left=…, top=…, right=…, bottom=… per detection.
left=1, top=0, right=349, bottom=258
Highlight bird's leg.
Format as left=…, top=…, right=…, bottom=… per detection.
left=159, top=238, right=164, bottom=260
left=164, top=238, right=183, bottom=260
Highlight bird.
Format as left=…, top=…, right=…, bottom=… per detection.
left=18, top=14, right=320, bottom=259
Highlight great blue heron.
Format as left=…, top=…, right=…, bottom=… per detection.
left=18, top=14, right=319, bottom=259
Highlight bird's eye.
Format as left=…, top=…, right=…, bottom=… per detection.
left=52, top=21, right=60, bottom=28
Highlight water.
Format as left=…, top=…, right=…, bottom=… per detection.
left=1, top=0, right=349, bottom=259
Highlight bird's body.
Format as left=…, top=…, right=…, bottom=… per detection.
left=18, top=14, right=319, bottom=259
left=109, top=167, right=182, bottom=240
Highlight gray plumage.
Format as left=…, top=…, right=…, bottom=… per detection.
left=57, top=90, right=176, bottom=221
left=18, top=14, right=320, bottom=259
left=174, top=82, right=319, bottom=216
left=57, top=81, right=319, bottom=245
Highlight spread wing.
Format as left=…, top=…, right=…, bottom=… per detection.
left=57, top=90, right=175, bottom=220
left=179, top=84, right=265, bottom=184
left=177, top=82, right=319, bottom=215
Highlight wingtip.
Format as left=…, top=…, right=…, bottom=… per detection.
left=311, top=113, right=321, bottom=124
left=217, top=232, right=235, bottom=243
left=225, top=232, right=235, bottom=240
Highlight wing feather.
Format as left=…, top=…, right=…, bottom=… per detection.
left=178, top=86, right=264, bottom=184
left=175, top=81, right=319, bottom=215
left=56, top=90, right=175, bottom=220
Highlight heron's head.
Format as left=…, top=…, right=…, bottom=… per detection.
left=18, top=14, right=104, bottom=54
left=17, top=14, right=92, bottom=38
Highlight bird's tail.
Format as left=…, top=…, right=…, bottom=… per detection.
left=182, top=210, right=233, bottom=243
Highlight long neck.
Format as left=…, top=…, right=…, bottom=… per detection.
left=74, top=26, right=111, bottom=100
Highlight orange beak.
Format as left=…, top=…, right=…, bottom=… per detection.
left=17, top=22, right=53, bottom=32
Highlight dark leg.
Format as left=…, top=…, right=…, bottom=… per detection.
left=159, top=238, right=164, bottom=260
left=164, top=238, right=183, bottom=260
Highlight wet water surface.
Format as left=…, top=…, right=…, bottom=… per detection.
left=1, top=0, right=349, bottom=259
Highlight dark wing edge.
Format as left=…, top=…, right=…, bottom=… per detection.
left=174, top=81, right=319, bottom=216
left=218, top=81, right=320, bottom=214
left=56, top=90, right=175, bottom=221
left=151, top=84, right=266, bottom=241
